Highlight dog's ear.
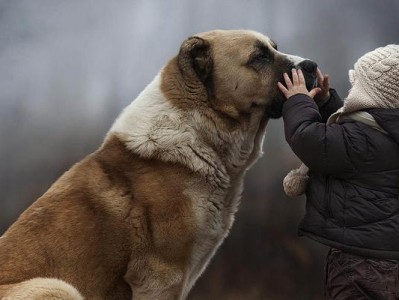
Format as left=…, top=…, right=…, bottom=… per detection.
left=178, top=36, right=213, bottom=91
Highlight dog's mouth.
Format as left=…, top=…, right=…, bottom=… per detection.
left=265, top=92, right=285, bottom=119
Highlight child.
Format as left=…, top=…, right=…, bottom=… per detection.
left=278, top=45, right=399, bottom=299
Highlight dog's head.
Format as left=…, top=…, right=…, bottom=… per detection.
left=167, top=30, right=317, bottom=119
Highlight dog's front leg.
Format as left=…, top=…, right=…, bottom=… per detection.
left=124, top=256, right=188, bottom=300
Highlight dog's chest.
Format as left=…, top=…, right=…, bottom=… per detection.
left=186, top=176, right=243, bottom=234
left=184, top=176, right=244, bottom=260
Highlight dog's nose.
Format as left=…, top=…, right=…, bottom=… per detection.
left=298, top=60, right=318, bottom=74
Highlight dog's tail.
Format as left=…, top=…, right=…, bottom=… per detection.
left=0, top=278, right=83, bottom=300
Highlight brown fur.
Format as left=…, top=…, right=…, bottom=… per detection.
left=0, top=136, right=198, bottom=299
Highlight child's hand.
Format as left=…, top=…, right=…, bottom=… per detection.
left=313, top=68, right=330, bottom=103
left=277, top=69, right=321, bottom=100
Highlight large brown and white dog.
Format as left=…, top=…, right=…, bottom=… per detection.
left=0, top=30, right=317, bottom=299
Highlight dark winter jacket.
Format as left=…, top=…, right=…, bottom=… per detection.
left=282, top=90, right=399, bottom=259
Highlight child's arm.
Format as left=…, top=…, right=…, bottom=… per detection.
left=318, top=89, right=343, bottom=122
left=278, top=69, right=356, bottom=175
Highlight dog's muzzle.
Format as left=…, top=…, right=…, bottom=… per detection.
left=297, top=59, right=318, bottom=90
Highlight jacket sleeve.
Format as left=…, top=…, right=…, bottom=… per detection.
left=316, top=89, right=343, bottom=123
left=282, top=93, right=355, bottom=175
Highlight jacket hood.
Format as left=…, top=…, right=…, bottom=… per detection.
left=369, top=108, right=399, bottom=144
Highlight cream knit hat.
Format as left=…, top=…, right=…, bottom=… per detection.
left=351, top=44, right=399, bottom=109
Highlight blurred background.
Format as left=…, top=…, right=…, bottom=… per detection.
left=1, top=0, right=398, bottom=299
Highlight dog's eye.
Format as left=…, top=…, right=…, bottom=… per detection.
left=256, top=52, right=270, bottom=61
left=249, top=50, right=271, bottom=67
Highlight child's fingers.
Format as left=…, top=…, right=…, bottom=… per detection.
left=292, top=68, right=299, bottom=86
left=309, top=87, right=322, bottom=98
left=316, top=68, right=324, bottom=85
left=316, top=68, right=330, bottom=91
left=277, top=82, right=288, bottom=97
left=297, top=69, right=306, bottom=85
left=283, top=73, right=293, bottom=88
left=323, top=74, right=330, bottom=90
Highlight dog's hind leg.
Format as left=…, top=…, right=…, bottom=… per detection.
left=0, top=278, right=83, bottom=300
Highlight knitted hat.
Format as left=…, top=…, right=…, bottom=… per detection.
left=351, top=44, right=399, bottom=109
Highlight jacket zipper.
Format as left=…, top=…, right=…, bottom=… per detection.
left=325, top=176, right=332, bottom=218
